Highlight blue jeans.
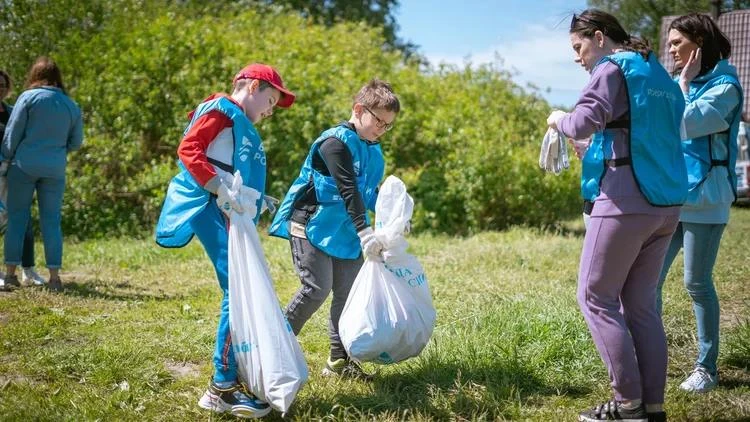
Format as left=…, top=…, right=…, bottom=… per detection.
left=4, top=165, right=65, bottom=269
left=22, top=220, right=35, bottom=268
left=189, top=201, right=236, bottom=383
left=657, top=222, right=725, bottom=376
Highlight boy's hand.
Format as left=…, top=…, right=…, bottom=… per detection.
left=216, top=183, right=242, bottom=216
left=237, top=186, right=261, bottom=220
left=357, top=227, right=384, bottom=261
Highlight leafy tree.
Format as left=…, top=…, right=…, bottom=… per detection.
left=168, top=0, right=416, bottom=55
left=256, top=0, right=412, bottom=53
left=586, top=0, right=750, bottom=51
left=2, top=2, right=579, bottom=238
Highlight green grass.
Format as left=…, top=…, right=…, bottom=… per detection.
left=1, top=208, right=749, bottom=421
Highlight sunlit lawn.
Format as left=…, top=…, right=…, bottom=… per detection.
left=1, top=208, right=749, bottom=420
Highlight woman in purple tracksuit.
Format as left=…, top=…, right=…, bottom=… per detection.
left=547, top=9, right=687, bottom=422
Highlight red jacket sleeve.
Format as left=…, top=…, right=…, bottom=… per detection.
left=177, top=110, right=233, bottom=187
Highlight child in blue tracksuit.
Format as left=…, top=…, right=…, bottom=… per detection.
left=269, top=80, right=400, bottom=380
left=658, top=13, right=744, bottom=394
left=155, top=64, right=294, bottom=419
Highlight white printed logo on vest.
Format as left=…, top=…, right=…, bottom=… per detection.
left=239, top=136, right=252, bottom=162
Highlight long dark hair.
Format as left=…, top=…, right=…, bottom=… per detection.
left=25, top=56, right=66, bottom=94
left=669, top=13, right=731, bottom=76
left=570, top=9, right=651, bottom=60
left=0, top=69, right=10, bottom=95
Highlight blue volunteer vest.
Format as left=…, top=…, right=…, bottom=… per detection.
left=681, top=66, right=743, bottom=200
left=269, top=124, right=384, bottom=259
left=581, top=51, right=688, bottom=206
left=155, top=96, right=266, bottom=248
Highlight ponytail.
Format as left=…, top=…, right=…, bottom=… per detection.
left=622, top=35, right=652, bottom=60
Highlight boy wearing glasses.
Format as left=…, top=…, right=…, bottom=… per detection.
left=269, top=79, right=400, bottom=380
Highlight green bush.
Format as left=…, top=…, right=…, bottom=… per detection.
left=3, top=3, right=580, bottom=238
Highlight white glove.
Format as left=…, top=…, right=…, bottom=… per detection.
left=261, top=195, right=279, bottom=215
left=546, top=110, right=567, bottom=130
left=216, top=183, right=242, bottom=216
left=0, top=161, right=8, bottom=176
left=539, top=127, right=570, bottom=174
left=357, top=227, right=383, bottom=261
left=237, top=186, right=261, bottom=220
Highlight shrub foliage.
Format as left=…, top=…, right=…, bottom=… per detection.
left=1, top=1, right=580, bottom=238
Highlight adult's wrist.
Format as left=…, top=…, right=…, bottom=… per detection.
left=679, top=79, right=690, bottom=94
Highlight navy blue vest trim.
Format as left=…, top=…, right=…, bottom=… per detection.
left=605, top=157, right=632, bottom=167
left=583, top=200, right=594, bottom=215
left=207, top=157, right=233, bottom=173
left=605, top=118, right=630, bottom=129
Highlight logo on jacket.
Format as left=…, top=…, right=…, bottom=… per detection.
left=238, top=135, right=266, bottom=165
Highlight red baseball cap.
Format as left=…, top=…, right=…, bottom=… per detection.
left=233, top=63, right=295, bottom=108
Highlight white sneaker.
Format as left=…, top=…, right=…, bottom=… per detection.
left=22, top=267, right=47, bottom=286
left=680, top=367, right=717, bottom=393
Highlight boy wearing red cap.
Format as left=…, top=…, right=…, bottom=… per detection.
left=269, top=79, right=399, bottom=380
left=155, top=63, right=294, bottom=418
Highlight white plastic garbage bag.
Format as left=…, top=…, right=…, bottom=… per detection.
left=339, top=175, right=436, bottom=364
left=539, top=127, right=570, bottom=175
left=227, top=173, right=308, bottom=413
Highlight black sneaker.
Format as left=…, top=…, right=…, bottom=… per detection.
left=47, top=278, right=63, bottom=292
left=648, top=411, right=667, bottom=422
left=321, top=357, right=374, bottom=381
left=3, top=275, right=21, bottom=290
left=198, top=380, right=271, bottom=419
left=578, top=400, right=648, bottom=422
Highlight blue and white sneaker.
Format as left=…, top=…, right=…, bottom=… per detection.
left=680, top=366, right=718, bottom=393
left=22, top=267, right=47, bottom=286
left=198, top=380, right=271, bottom=419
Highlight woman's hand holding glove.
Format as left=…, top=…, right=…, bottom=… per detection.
left=546, top=110, right=568, bottom=130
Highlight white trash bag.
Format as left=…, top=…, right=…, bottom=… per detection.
left=339, top=175, right=436, bottom=364
left=227, top=173, right=308, bottom=413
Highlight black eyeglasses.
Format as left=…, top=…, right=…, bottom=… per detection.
left=363, top=105, right=394, bottom=131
